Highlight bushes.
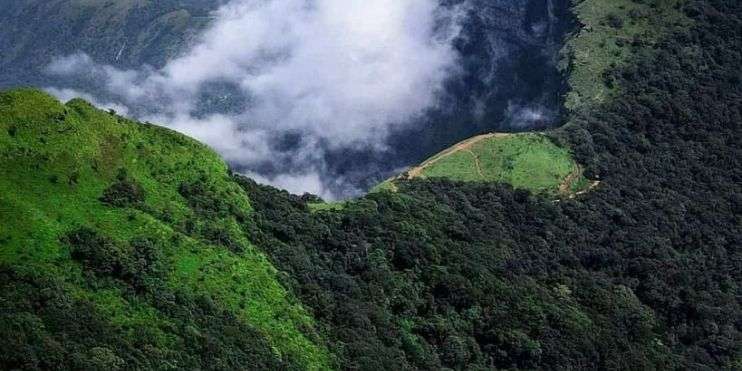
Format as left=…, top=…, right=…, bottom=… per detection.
left=64, top=228, right=129, bottom=278
left=99, top=169, right=145, bottom=207
left=63, top=229, right=163, bottom=292
left=0, top=263, right=288, bottom=371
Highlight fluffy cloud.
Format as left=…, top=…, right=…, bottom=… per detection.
left=46, top=0, right=465, bottom=198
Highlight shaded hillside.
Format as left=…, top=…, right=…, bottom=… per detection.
left=0, top=0, right=217, bottom=88
left=0, top=89, right=331, bottom=369
left=561, top=0, right=690, bottom=112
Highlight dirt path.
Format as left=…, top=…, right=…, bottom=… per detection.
left=405, top=133, right=509, bottom=179
left=558, top=166, right=583, bottom=194
left=557, top=165, right=602, bottom=197
left=465, top=149, right=485, bottom=178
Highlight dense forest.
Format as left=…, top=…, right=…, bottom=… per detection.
left=0, top=0, right=740, bottom=370
left=240, top=0, right=742, bottom=368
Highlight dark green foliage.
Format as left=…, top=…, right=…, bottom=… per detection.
left=0, top=268, right=132, bottom=370
left=99, top=170, right=145, bottom=207
left=0, top=266, right=290, bottom=371
left=606, top=13, right=625, bottom=28
left=240, top=177, right=677, bottom=370
left=178, top=179, right=247, bottom=222
left=238, top=0, right=742, bottom=369
left=64, top=228, right=129, bottom=278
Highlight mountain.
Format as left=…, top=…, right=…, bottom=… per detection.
left=0, top=0, right=578, bottom=197
left=0, top=0, right=218, bottom=88
left=1, top=0, right=742, bottom=370
left=0, top=89, right=330, bottom=369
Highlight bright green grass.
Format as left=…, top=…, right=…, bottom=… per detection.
left=418, top=134, right=582, bottom=195
left=0, top=89, right=332, bottom=369
left=561, top=0, right=690, bottom=112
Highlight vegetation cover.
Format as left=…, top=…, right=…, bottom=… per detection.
left=244, top=0, right=742, bottom=368
left=0, top=90, right=331, bottom=369
left=561, top=0, right=690, bottom=111
left=0, top=0, right=741, bottom=370
left=378, top=133, right=587, bottom=196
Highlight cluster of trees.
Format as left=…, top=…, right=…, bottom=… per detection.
left=239, top=0, right=741, bottom=369
left=0, top=260, right=287, bottom=370
left=99, top=169, right=145, bottom=207
left=1, top=191, right=289, bottom=370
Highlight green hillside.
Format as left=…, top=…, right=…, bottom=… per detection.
left=561, top=0, right=690, bottom=112
left=0, top=89, right=331, bottom=369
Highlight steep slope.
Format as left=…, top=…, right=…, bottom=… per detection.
left=245, top=0, right=742, bottom=369
left=0, top=89, right=331, bottom=369
left=0, top=0, right=216, bottom=88
left=375, top=0, right=689, bottom=198
left=561, top=0, right=690, bottom=112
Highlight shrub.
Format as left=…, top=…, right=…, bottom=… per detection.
left=63, top=228, right=128, bottom=278
left=100, top=172, right=145, bottom=207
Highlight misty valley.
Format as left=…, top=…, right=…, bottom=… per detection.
left=1, top=0, right=574, bottom=199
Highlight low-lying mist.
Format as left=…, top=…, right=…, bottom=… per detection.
left=43, top=0, right=573, bottom=199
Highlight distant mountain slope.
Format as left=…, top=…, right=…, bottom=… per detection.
left=0, top=89, right=331, bottom=369
left=561, top=0, right=690, bottom=112
left=374, top=0, right=688, bottom=197
left=0, top=0, right=217, bottom=88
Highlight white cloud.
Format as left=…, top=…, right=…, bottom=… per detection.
left=45, top=0, right=465, bottom=199
left=44, top=87, right=131, bottom=116
left=45, top=54, right=95, bottom=76
left=245, top=170, right=336, bottom=200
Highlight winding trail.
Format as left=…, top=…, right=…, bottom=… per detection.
left=465, top=149, right=485, bottom=178
left=558, top=166, right=583, bottom=194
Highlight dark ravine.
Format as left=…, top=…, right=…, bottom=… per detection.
left=280, top=0, right=578, bottom=197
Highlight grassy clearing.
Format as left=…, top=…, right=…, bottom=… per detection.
left=374, top=133, right=586, bottom=196
left=417, top=133, right=583, bottom=195
left=561, top=0, right=690, bottom=112
left=0, top=89, right=332, bottom=369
